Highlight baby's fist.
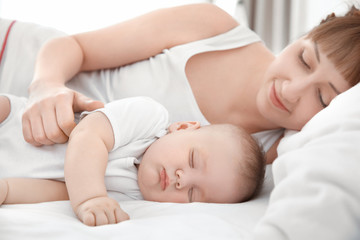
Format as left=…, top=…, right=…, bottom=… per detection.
left=76, top=196, right=129, bottom=226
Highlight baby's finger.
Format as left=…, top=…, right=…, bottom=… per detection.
left=115, top=207, right=130, bottom=223
left=93, top=210, right=109, bottom=226
left=81, top=212, right=96, bottom=227
left=104, top=208, right=117, bottom=225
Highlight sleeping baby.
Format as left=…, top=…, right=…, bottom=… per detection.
left=0, top=95, right=265, bottom=226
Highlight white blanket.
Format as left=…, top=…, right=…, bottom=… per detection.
left=0, top=167, right=273, bottom=240
left=254, top=83, right=360, bottom=240
left=1, top=86, right=360, bottom=240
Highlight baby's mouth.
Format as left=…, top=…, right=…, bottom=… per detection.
left=160, top=168, right=169, bottom=190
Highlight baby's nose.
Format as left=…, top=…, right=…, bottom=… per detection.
left=175, top=169, right=187, bottom=189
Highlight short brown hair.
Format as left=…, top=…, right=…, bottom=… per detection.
left=234, top=125, right=265, bottom=202
left=204, top=124, right=266, bottom=202
left=307, top=5, right=360, bottom=86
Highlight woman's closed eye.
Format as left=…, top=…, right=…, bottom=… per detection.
left=298, top=49, right=311, bottom=70
left=299, top=49, right=327, bottom=108
left=317, top=89, right=328, bottom=108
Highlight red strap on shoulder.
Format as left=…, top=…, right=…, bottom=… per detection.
left=0, top=20, right=16, bottom=66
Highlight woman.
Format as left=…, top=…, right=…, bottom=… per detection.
left=1, top=3, right=359, bottom=162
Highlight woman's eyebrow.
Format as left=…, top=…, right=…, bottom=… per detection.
left=329, top=82, right=341, bottom=95
left=314, top=42, right=320, bottom=63
left=313, top=42, right=342, bottom=95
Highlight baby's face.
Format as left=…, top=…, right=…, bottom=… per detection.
left=137, top=126, right=246, bottom=203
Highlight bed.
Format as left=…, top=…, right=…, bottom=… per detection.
left=1, top=19, right=360, bottom=240
left=0, top=167, right=272, bottom=240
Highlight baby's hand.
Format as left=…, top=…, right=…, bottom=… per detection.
left=75, top=196, right=129, bottom=226
left=0, top=179, right=9, bottom=205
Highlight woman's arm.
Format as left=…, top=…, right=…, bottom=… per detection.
left=72, top=3, right=238, bottom=71
left=23, top=3, right=238, bottom=147
left=34, top=3, right=238, bottom=75
left=0, top=178, right=68, bottom=205
left=65, top=111, right=128, bottom=226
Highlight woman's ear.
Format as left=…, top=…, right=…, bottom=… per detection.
left=168, top=121, right=200, bottom=133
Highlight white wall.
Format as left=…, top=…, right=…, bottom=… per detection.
left=0, top=0, right=208, bottom=34
left=238, top=0, right=356, bottom=54
left=287, top=0, right=351, bottom=46
left=0, top=0, right=355, bottom=42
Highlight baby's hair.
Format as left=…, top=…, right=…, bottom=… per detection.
left=230, top=125, right=266, bottom=202
left=202, top=124, right=266, bottom=203
left=307, top=5, right=360, bottom=86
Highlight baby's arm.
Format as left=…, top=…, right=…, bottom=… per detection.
left=0, top=178, right=68, bottom=205
left=65, top=112, right=129, bottom=226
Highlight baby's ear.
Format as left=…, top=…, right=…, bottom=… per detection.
left=168, top=121, right=200, bottom=133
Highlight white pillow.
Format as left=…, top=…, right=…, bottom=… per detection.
left=253, top=83, right=360, bottom=240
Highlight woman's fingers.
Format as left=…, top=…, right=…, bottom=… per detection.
left=73, top=92, right=104, bottom=113
left=22, top=107, right=54, bottom=146
left=55, top=92, right=77, bottom=138
left=22, top=95, right=68, bottom=146
left=22, top=117, right=42, bottom=147
left=30, top=115, right=55, bottom=145
left=22, top=88, right=103, bottom=146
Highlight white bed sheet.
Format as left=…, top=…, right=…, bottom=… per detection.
left=0, top=166, right=273, bottom=240
left=2, top=86, right=360, bottom=240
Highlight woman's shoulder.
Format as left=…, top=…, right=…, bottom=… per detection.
left=168, top=3, right=240, bottom=40
left=188, top=3, right=239, bottom=25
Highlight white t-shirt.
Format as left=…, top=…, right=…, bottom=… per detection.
left=0, top=95, right=169, bottom=201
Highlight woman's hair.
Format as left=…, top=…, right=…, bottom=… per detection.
left=307, top=5, right=360, bottom=86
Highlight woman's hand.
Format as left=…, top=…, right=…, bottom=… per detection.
left=22, top=83, right=104, bottom=146
left=75, top=196, right=129, bottom=226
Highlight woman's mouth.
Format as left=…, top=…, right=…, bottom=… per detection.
left=160, top=168, right=169, bottom=190
left=270, top=83, right=289, bottom=112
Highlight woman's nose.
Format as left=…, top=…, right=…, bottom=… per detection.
left=282, top=78, right=311, bottom=103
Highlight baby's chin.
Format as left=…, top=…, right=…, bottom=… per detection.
left=137, top=173, right=156, bottom=201
left=139, top=189, right=160, bottom=202
left=137, top=182, right=168, bottom=203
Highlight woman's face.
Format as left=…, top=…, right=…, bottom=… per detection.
left=257, top=37, right=351, bottom=130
